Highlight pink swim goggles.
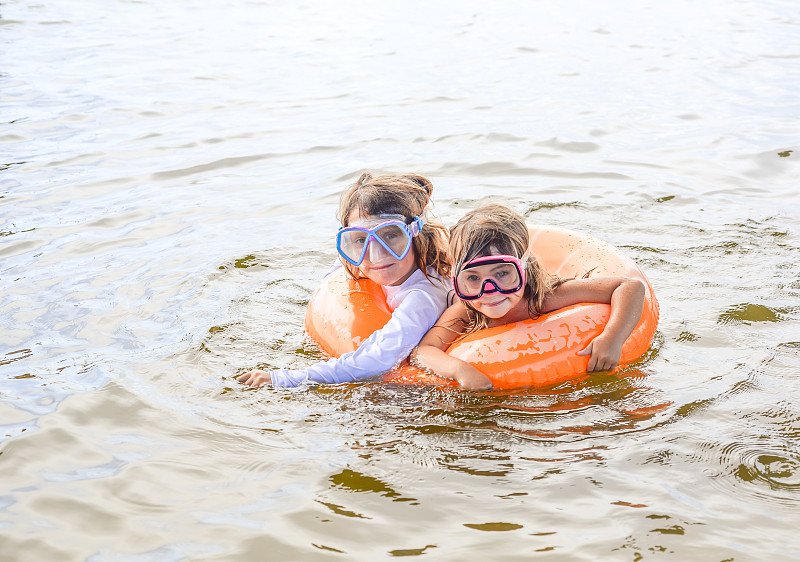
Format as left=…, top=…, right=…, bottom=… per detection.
left=452, top=254, right=527, bottom=301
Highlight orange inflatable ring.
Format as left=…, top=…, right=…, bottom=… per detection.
left=304, top=225, right=659, bottom=389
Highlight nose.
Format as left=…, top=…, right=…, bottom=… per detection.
left=366, top=239, right=389, bottom=263
left=481, top=279, right=500, bottom=295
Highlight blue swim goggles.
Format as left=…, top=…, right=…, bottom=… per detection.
left=336, top=214, right=424, bottom=266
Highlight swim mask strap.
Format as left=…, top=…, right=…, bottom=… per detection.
left=375, top=213, right=423, bottom=237
left=519, top=251, right=529, bottom=285
left=408, top=215, right=424, bottom=237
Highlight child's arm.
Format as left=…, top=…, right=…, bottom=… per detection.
left=411, top=303, right=494, bottom=390
left=238, top=289, right=445, bottom=388
left=543, top=276, right=645, bottom=372
left=237, top=261, right=347, bottom=387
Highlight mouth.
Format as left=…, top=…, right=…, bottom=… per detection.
left=479, top=298, right=507, bottom=308
left=366, top=263, right=394, bottom=272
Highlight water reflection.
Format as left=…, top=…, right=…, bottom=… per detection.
left=267, top=369, right=676, bottom=486
left=718, top=302, right=794, bottom=325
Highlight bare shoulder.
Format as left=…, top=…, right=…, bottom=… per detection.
left=418, top=302, right=470, bottom=349
left=434, top=301, right=472, bottom=333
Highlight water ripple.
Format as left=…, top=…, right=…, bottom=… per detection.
left=710, top=441, right=800, bottom=506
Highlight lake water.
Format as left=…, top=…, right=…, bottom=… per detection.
left=2, top=0, right=799, bottom=560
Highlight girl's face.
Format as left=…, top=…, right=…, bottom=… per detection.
left=346, top=210, right=418, bottom=286
left=462, top=246, right=528, bottom=322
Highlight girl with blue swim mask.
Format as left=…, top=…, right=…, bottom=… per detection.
left=238, top=172, right=451, bottom=388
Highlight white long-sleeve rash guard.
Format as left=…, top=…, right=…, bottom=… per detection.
left=270, top=267, right=450, bottom=387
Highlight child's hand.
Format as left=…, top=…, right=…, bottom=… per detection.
left=577, top=334, right=623, bottom=372
left=455, top=367, right=493, bottom=390
left=237, top=369, right=272, bottom=388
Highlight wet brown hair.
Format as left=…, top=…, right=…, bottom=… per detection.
left=449, top=204, right=561, bottom=333
left=337, top=172, right=450, bottom=282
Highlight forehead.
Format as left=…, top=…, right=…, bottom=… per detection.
left=345, top=189, right=406, bottom=221
left=347, top=210, right=404, bottom=228
left=461, top=255, right=519, bottom=272
left=346, top=209, right=369, bottom=225
left=462, top=244, right=505, bottom=262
